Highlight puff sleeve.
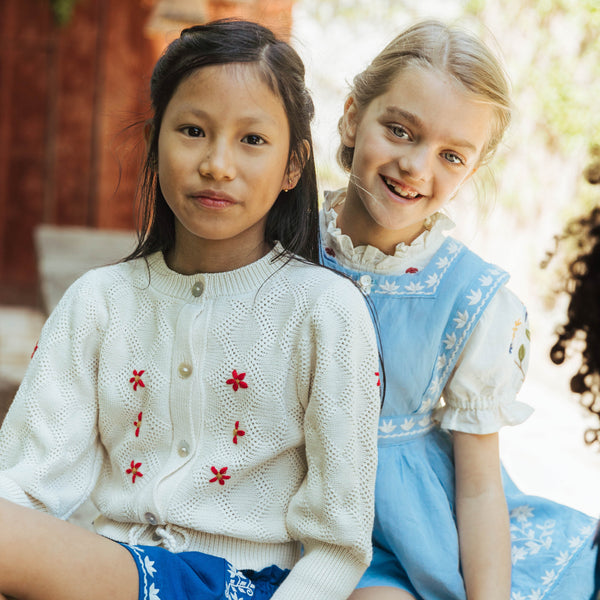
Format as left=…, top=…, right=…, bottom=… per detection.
left=433, top=287, right=534, bottom=434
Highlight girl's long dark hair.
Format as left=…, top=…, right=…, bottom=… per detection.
left=125, top=19, right=319, bottom=264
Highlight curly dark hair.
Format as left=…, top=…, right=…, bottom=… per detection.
left=549, top=174, right=600, bottom=447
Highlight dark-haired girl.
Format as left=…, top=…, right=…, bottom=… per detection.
left=0, top=20, right=380, bottom=600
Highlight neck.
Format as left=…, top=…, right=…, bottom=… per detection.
left=166, top=228, right=272, bottom=275
left=336, top=188, right=426, bottom=255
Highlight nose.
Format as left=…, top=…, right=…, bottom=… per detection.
left=199, top=138, right=235, bottom=181
left=399, top=144, right=430, bottom=181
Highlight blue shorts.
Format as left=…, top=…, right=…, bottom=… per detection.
left=121, top=543, right=289, bottom=600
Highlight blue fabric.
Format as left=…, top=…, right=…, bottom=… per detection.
left=321, top=236, right=597, bottom=599
left=120, top=543, right=289, bottom=600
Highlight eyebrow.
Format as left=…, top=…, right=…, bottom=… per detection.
left=175, top=106, right=280, bottom=128
left=382, top=106, right=478, bottom=154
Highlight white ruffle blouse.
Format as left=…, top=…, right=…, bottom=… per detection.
left=321, top=189, right=534, bottom=435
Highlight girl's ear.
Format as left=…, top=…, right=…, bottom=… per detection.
left=340, top=97, right=359, bottom=148
left=283, top=139, right=310, bottom=191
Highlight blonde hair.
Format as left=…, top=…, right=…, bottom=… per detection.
left=338, top=20, right=512, bottom=171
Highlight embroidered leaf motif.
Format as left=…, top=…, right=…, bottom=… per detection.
left=518, top=344, right=526, bottom=362
left=453, top=310, right=469, bottom=329
left=443, top=332, right=457, bottom=349
left=149, top=583, right=161, bottom=600
left=479, top=274, right=493, bottom=286
left=379, top=420, right=396, bottom=434
left=466, top=289, right=482, bottom=305
left=425, top=273, right=440, bottom=288
left=436, top=257, right=450, bottom=269
left=404, top=281, right=424, bottom=293
left=144, top=556, right=157, bottom=577
left=447, top=241, right=460, bottom=254
left=379, top=280, right=399, bottom=292
left=400, top=418, right=414, bottom=431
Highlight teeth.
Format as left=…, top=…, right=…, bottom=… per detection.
left=384, top=176, right=419, bottom=199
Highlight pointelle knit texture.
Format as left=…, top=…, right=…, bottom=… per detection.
left=0, top=246, right=381, bottom=600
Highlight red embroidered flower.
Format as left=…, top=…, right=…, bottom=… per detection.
left=134, top=412, right=143, bottom=437
left=210, top=466, right=231, bottom=485
left=226, top=370, right=247, bottom=391
left=375, top=372, right=381, bottom=387
left=405, top=267, right=418, bottom=274
left=126, top=460, right=143, bottom=483
left=130, top=370, right=145, bottom=391
left=233, top=421, right=245, bottom=444
left=325, top=247, right=336, bottom=257
left=31, top=343, right=38, bottom=359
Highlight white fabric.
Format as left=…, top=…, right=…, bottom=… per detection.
left=0, top=246, right=381, bottom=600
left=322, top=189, right=533, bottom=434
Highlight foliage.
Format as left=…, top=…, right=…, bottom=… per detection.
left=49, top=0, right=80, bottom=26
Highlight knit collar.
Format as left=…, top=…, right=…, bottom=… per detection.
left=134, top=243, right=289, bottom=300
left=321, top=189, right=455, bottom=273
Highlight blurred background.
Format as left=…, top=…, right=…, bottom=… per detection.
left=0, top=0, right=599, bottom=516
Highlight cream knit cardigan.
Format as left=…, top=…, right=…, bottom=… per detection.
left=0, top=247, right=380, bottom=600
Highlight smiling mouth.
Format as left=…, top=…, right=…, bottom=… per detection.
left=382, top=176, right=423, bottom=200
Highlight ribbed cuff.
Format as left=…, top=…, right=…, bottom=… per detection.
left=271, top=543, right=368, bottom=600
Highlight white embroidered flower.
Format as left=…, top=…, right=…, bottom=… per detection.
left=528, top=589, right=543, bottom=600
left=479, top=274, right=493, bottom=286
left=510, top=505, right=534, bottom=523
left=443, top=332, right=457, bottom=349
left=511, top=592, right=527, bottom=600
left=404, top=281, right=424, bottom=293
left=555, top=550, right=571, bottom=567
left=149, top=583, right=161, bottom=600
left=511, top=545, right=528, bottom=564
left=436, top=256, right=450, bottom=269
left=568, top=536, right=583, bottom=548
left=541, top=570, right=557, bottom=586
left=379, top=280, right=399, bottom=292
left=379, top=420, right=397, bottom=434
left=400, top=418, right=415, bottom=431
left=580, top=524, right=594, bottom=536
left=436, top=355, right=447, bottom=370
left=425, top=273, right=440, bottom=288
left=453, top=310, right=469, bottom=329
left=489, top=268, right=500, bottom=275
left=466, top=289, right=482, bottom=305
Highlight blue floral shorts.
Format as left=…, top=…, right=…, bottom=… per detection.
left=121, top=543, right=289, bottom=600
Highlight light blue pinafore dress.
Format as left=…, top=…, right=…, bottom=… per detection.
left=320, top=209, right=597, bottom=600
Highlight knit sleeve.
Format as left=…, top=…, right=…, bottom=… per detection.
left=433, top=286, right=534, bottom=434
left=0, top=272, right=106, bottom=518
left=272, top=278, right=380, bottom=600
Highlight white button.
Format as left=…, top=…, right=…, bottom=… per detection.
left=178, top=441, right=190, bottom=457
left=191, top=281, right=204, bottom=297
left=151, top=531, right=162, bottom=542
left=178, top=363, right=192, bottom=378
left=144, top=512, right=157, bottom=525
left=359, top=274, right=372, bottom=286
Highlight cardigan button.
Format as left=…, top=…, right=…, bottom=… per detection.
left=191, top=281, right=204, bottom=297
left=178, top=363, right=193, bottom=378
left=144, top=512, right=158, bottom=525
left=178, top=441, right=190, bottom=457
left=359, top=274, right=373, bottom=292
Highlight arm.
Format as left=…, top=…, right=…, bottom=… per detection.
left=454, top=430, right=511, bottom=600
left=0, top=273, right=104, bottom=517
left=272, top=279, right=380, bottom=600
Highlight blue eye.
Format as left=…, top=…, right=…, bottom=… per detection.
left=442, top=152, right=464, bottom=165
left=242, top=134, right=265, bottom=146
left=184, top=126, right=204, bottom=137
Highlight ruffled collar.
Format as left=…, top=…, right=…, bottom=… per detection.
left=321, top=189, right=455, bottom=274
